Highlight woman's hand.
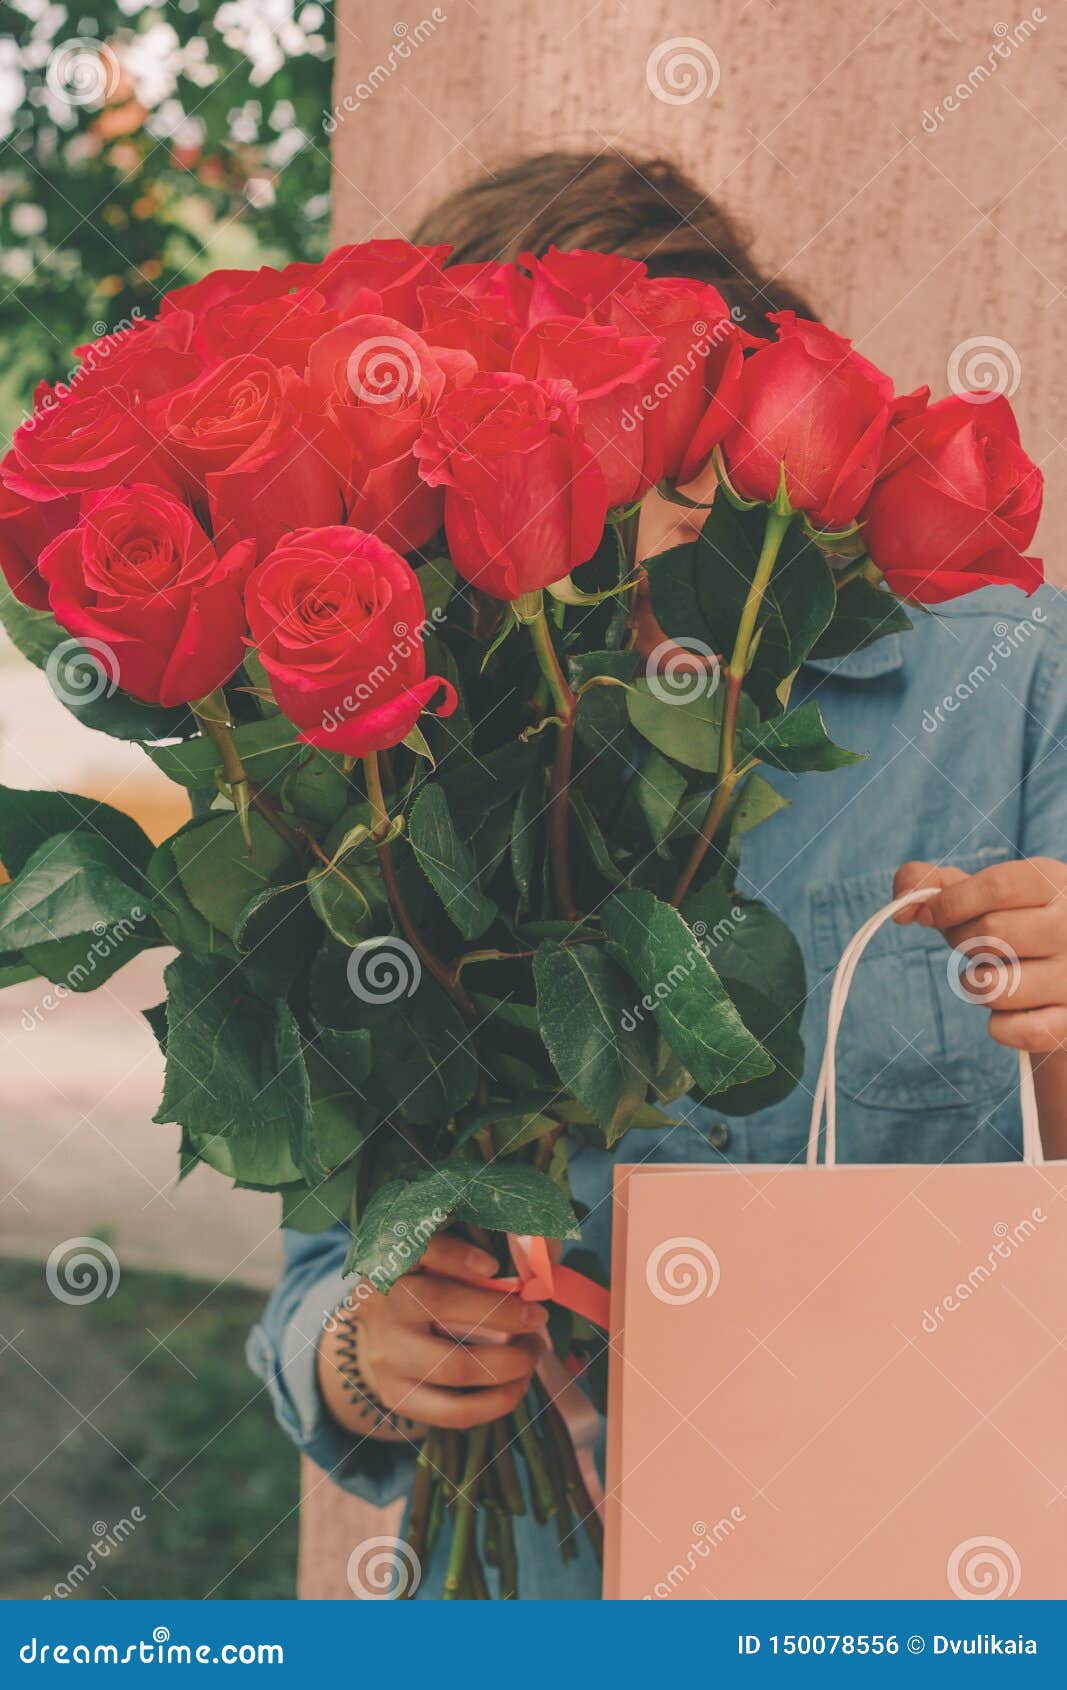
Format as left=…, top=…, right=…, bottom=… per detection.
left=317, top=1234, right=548, bottom=1442
left=894, top=858, right=1067, bottom=1155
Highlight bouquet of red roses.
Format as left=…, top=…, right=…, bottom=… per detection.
left=0, top=239, right=1043, bottom=1598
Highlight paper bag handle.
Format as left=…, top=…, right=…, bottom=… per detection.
left=807, top=887, right=1041, bottom=1168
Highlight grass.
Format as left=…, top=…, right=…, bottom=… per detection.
left=0, top=1258, right=299, bottom=1599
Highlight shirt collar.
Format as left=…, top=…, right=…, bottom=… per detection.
left=804, top=635, right=904, bottom=680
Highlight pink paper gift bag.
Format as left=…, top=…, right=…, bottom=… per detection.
left=604, top=889, right=1067, bottom=1600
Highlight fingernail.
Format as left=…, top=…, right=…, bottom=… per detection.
left=525, top=1304, right=549, bottom=1326
left=465, top=1247, right=494, bottom=1275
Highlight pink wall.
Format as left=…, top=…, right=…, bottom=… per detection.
left=332, top=0, right=1064, bottom=581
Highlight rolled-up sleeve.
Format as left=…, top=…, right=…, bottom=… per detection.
left=246, top=1225, right=419, bottom=1506
left=1021, top=591, right=1067, bottom=862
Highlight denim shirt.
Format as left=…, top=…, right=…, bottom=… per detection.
left=247, top=583, right=1067, bottom=1599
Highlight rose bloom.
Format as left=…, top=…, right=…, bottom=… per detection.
left=37, top=485, right=254, bottom=707
left=521, top=247, right=649, bottom=326
left=246, top=527, right=455, bottom=755
left=164, top=355, right=346, bottom=559
left=306, top=314, right=476, bottom=554
left=0, top=464, right=79, bottom=610
left=721, top=313, right=915, bottom=530
left=511, top=317, right=661, bottom=506
left=861, top=394, right=1043, bottom=603
left=194, top=286, right=341, bottom=373
left=414, top=371, right=610, bottom=599
left=418, top=262, right=532, bottom=371
left=280, top=240, right=453, bottom=321
left=68, top=311, right=203, bottom=406
left=3, top=384, right=179, bottom=505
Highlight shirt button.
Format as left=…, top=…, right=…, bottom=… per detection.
left=707, top=1121, right=731, bottom=1151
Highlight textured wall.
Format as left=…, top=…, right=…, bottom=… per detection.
left=332, top=0, right=1064, bottom=579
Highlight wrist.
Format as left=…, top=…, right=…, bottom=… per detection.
left=318, top=1298, right=424, bottom=1446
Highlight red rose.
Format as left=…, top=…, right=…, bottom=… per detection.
left=306, top=314, right=475, bottom=554
left=721, top=313, right=910, bottom=529
left=606, top=275, right=754, bottom=485
left=194, top=286, right=341, bottom=372
left=164, top=356, right=346, bottom=559
left=37, top=485, right=254, bottom=706
left=861, top=394, right=1043, bottom=603
left=414, top=372, right=610, bottom=600
left=4, top=385, right=178, bottom=504
left=418, top=262, right=531, bottom=371
left=511, top=317, right=661, bottom=505
left=521, top=247, right=649, bottom=325
left=68, top=311, right=203, bottom=406
left=280, top=240, right=452, bottom=321
left=245, top=526, right=456, bottom=756
left=159, top=266, right=289, bottom=321
left=0, top=466, right=79, bottom=610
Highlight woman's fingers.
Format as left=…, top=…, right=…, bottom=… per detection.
left=418, top=1232, right=498, bottom=1281
left=394, top=1330, right=543, bottom=1392
left=391, top=1272, right=548, bottom=1337
left=392, top=1375, right=535, bottom=1432
left=892, top=861, right=968, bottom=923
left=945, top=906, right=1067, bottom=961
left=989, top=1006, right=1067, bottom=1054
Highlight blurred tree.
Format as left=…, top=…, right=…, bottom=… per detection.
left=0, top=0, right=334, bottom=433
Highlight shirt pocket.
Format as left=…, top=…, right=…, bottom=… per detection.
left=809, top=850, right=1015, bottom=1114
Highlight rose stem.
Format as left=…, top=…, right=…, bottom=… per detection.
left=401, top=1432, right=439, bottom=1594
left=361, top=750, right=478, bottom=1023
left=490, top=1419, right=527, bottom=1514
left=520, top=595, right=579, bottom=921
left=191, top=689, right=306, bottom=857
left=539, top=1383, right=605, bottom=1562
left=509, top=1398, right=556, bottom=1523
left=670, top=507, right=793, bottom=907
left=442, top=1424, right=490, bottom=1598
left=496, top=1511, right=519, bottom=1599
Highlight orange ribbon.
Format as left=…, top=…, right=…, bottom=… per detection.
left=465, top=1233, right=610, bottom=1330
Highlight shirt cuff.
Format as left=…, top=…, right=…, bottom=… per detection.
left=247, top=1265, right=419, bottom=1508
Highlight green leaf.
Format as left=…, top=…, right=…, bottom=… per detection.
left=0, top=785, right=153, bottom=878
left=307, top=825, right=390, bottom=946
left=408, top=783, right=497, bottom=940
left=171, top=810, right=299, bottom=939
left=635, top=748, right=688, bottom=846
left=571, top=791, right=623, bottom=884
left=347, top=1162, right=579, bottom=1289
left=809, top=577, right=912, bottom=660
left=145, top=716, right=304, bottom=789
left=145, top=832, right=240, bottom=960
left=626, top=677, right=749, bottom=773
left=0, top=833, right=153, bottom=950
left=534, top=941, right=653, bottom=1145
left=155, top=953, right=324, bottom=1183
left=510, top=774, right=543, bottom=906
left=729, top=772, right=789, bottom=838
left=416, top=555, right=456, bottom=622
left=601, top=890, right=773, bottom=1096
left=737, top=700, right=864, bottom=772
left=282, top=1165, right=359, bottom=1234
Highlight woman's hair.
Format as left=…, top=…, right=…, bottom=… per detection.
left=412, top=150, right=818, bottom=336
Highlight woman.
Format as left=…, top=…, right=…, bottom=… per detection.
left=248, top=151, right=1067, bottom=1599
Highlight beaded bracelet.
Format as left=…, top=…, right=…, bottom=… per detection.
left=332, top=1301, right=418, bottom=1437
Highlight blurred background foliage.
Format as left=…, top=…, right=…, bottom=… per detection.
left=0, top=0, right=335, bottom=440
